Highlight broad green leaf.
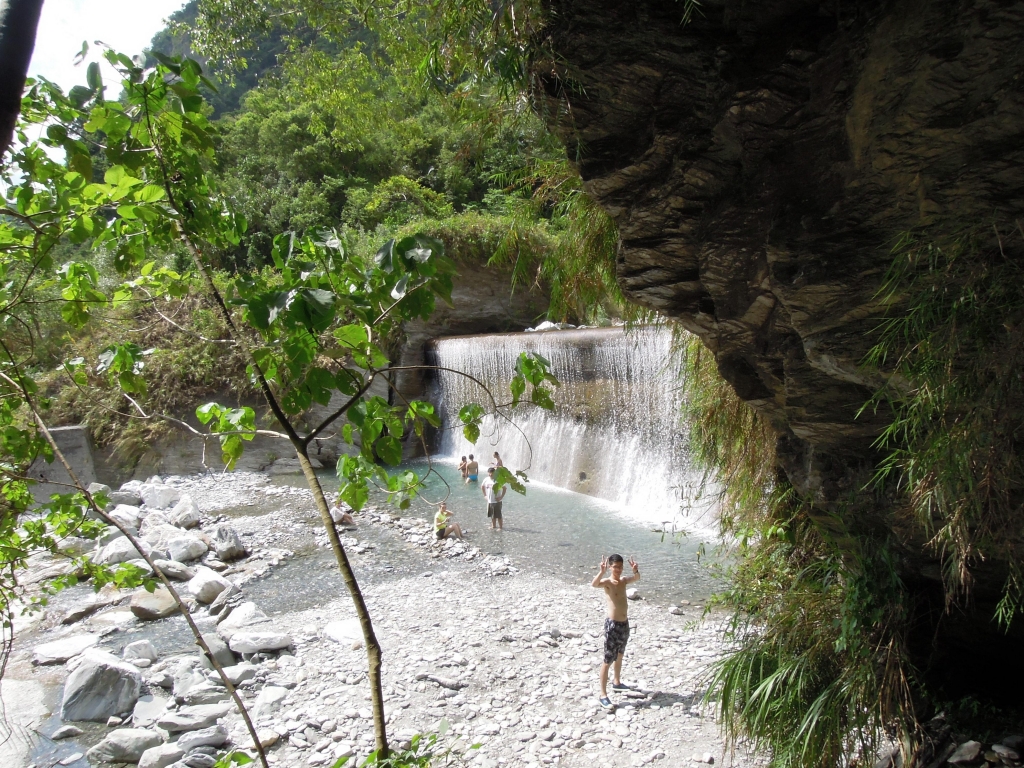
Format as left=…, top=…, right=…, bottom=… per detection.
left=290, top=288, right=336, bottom=333
left=136, top=185, right=165, bottom=203
left=376, top=435, right=402, bottom=465
left=375, top=239, right=395, bottom=272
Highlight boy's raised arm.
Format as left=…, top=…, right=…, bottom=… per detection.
left=625, top=556, right=640, bottom=584
left=591, top=557, right=607, bottom=588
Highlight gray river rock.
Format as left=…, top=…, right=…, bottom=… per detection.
left=131, top=587, right=178, bottom=620
left=60, top=649, right=143, bottom=721
left=213, top=524, right=246, bottom=561
left=157, top=703, right=232, bottom=733
left=177, top=724, right=229, bottom=751
left=86, top=728, right=162, bottom=763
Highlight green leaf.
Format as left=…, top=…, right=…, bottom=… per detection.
left=376, top=435, right=402, bottom=465
left=246, top=291, right=289, bottom=330
left=86, top=61, right=102, bottom=91
left=290, top=288, right=336, bottom=333
left=510, top=374, right=526, bottom=405
left=338, top=480, right=369, bottom=511
left=390, top=275, right=409, bottom=300
left=494, top=467, right=526, bottom=495
left=136, top=184, right=165, bottom=203
left=375, top=239, right=395, bottom=272
left=531, top=386, right=555, bottom=410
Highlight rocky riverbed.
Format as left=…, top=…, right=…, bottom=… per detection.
left=7, top=471, right=752, bottom=768
left=8, top=472, right=1020, bottom=768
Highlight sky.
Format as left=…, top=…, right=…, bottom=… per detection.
left=29, top=0, right=187, bottom=92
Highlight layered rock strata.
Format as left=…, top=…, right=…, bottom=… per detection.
left=537, top=0, right=1024, bottom=698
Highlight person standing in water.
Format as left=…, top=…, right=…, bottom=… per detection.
left=492, top=451, right=503, bottom=468
left=591, top=553, right=640, bottom=709
left=465, top=454, right=479, bottom=484
left=458, top=456, right=469, bottom=480
left=480, top=466, right=506, bottom=530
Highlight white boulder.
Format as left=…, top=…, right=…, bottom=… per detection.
left=108, top=504, right=142, bottom=529
left=94, top=536, right=150, bottom=565
left=169, top=497, right=201, bottom=529
left=187, top=567, right=233, bottom=604
left=140, top=483, right=181, bottom=510
left=132, top=694, right=169, bottom=729
left=152, top=559, right=195, bottom=581
left=138, top=743, right=185, bottom=768
left=167, top=534, right=208, bottom=563
left=227, top=631, right=292, bottom=654
left=322, top=619, right=362, bottom=645
left=140, top=512, right=170, bottom=535
left=123, top=639, right=158, bottom=663
left=32, top=634, right=99, bottom=665
left=216, top=602, right=267, bottom=633
left=221, top=662, right=256, bottom=686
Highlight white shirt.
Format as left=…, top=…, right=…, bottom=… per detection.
left=481, top=477, right=499, bottom=503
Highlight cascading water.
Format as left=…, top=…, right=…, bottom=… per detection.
left=430, top=325, right=715, bottom=528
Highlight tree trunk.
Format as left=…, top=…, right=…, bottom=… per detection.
left=0, top=0, right=44, bottom=160
left=296, top=447, right=390, bottom=757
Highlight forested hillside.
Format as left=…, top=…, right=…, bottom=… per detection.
left=37, top=1, right=623, bottom=465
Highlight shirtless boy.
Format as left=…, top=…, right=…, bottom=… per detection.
left=591, top=553, right=640, bottom=709
left=465, top=454, right=479, bottom=484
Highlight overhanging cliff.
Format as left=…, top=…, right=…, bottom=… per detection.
left=537, top=0, right=1024, bottom=699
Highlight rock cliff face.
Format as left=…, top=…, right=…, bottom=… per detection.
left=538, top=0, right=1024, bottom=698
left=394, top=259, right=549, bottom=456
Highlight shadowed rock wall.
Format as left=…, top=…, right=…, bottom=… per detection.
left=537, top=0, right=1024, bottom=698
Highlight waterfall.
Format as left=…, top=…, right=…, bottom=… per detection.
left=429, top=325, right=713, bottom=527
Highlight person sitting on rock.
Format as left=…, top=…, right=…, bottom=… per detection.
left=434, top=502, right=464, bottom=539
left=465, top=454, right=479, bottom=483
left=330, top=495, right=356, bottom=527
left=458, top=455, right=469, bottom=480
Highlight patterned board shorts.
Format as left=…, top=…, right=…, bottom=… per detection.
left=603, top=618, right=631, bottom=663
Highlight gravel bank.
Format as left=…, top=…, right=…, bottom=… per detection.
left=11, top=472, right=760, bottom=768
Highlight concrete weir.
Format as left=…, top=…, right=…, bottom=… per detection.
left=27, top=424, right=97, bottom=501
